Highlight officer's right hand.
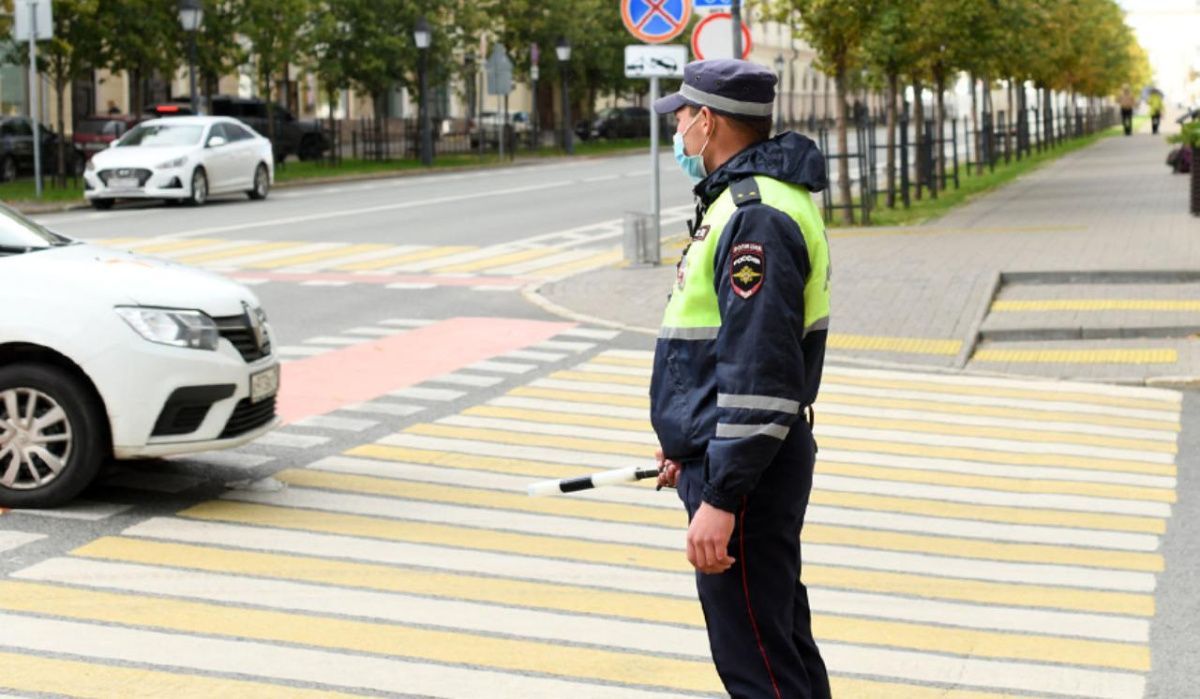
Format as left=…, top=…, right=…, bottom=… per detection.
left=655, top=447, right=681, bottom=489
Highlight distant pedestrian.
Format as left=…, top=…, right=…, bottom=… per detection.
left=1119, top=86, right=1136, bottom=136
left=651, top=59, right=832, bottom=699
left=1149, top=90, right=1164, bottom=135
left=106, top=100, right=120, bottom=116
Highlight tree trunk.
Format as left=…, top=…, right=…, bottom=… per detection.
left=912, top=76, right=924, bottom=200
left=263, top=66, right=277, bottom=160
left=835, top=63, right=853, bottom=225
left=130, top=68, right=143, bottom=116
left=886, top=71, right=898, bottom=209
left=1043, top=85, right=1053, bottom=147
left=970, top=73, right=979, bottom=172
left=55, top=75, right=66, bottom=187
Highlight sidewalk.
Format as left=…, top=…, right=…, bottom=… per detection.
left=538, top=130, right=1200, bottom=385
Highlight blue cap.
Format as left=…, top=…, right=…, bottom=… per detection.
left=653, top=59, right=776, bottom=118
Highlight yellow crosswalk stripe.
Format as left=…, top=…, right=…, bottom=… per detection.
left=0, top=650, right=356, bottom=698
left=175, top=241, right=302, bottom=264
left=828, top=334, right=964, bottom=355
left=993, top=299, right=1200, bottom=312
left=275, top=469, right=1164, bottom=572
left=973, top=348, right=1179, bottom=365
left=334, top=245, right=472, bottom=271
left=432, top=247, right=561, bottom=274
left=178, top=500, right=1155, bottom=616
left=127, top=238, right=222, bottom=255
left=405, top=423, right=648, bottom=457
left=246, top=243, right=391, bottom=270
left=68, top=537, right=1149, bottom=672
left=509, top=385, right=649, bottom=408
left=551, top=370, right=647, bottom=386
left=0, top=580, right=724, bottom=693
left=464, top=404, right=1176, bottom=455
left=819, top=435, right=1175, bottom=477
left=74, top=536, right=703, bottom=627
left=589, top=355, right=653, bottom=368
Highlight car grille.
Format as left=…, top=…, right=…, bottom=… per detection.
left=219, top=396, right=277, bottom=439
left=213, top=314, right=271, bottom=363
left=97, top=168, right=153, bottom=186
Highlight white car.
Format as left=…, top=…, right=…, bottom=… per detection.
left=84, top=116, right=274, bottom=210
left=0, top=205, right=280, bottom=508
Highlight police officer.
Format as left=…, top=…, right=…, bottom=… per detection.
left=650, top=59, right=832, bottom=699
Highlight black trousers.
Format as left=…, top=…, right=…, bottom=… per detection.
left=1152, top=113, right=1161, bottom=135
left=678, top=433, right=831, bottom=699
left=1121, top=108, right=1134, bottom=135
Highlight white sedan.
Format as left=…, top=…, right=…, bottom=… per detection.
left=0, top=204, right=280, bottom=508
left=84, top=116, right=274, bottom=210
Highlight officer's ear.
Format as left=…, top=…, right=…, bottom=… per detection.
left=699, top=107, right=716, bottom=139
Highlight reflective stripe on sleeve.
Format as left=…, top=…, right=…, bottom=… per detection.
left=714, top=422, right=791, bottom=440
left=717, top=393, right=802, bottom=414
left=659, top=326, right=721, bottom=340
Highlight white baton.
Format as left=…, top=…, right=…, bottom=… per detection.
left=527, top=466, right=661, bottom=497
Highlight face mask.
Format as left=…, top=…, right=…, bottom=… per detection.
left=673, top=112, right=709, bottom=183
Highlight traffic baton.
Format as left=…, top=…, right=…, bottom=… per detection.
left=527, top=466, right=661, bottom=497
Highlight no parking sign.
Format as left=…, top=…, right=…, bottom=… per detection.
left=621, top=0, right=691, bottom=44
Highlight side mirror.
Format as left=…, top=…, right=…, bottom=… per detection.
left=207, top=136, right=227, bottom=148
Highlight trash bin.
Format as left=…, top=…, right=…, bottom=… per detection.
left=623, top=211, right=660, bottom=266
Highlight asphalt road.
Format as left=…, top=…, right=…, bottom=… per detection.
left=0, top=153, right=1193, bottom=698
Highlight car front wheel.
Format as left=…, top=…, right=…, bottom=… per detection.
left=0, top=363, right=107, bottom=508
left=188, top=167, right=208, bottom=206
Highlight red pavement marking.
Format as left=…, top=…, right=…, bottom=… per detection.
left=228, top=271, right=532, bottom=288
left=276, top=317, right=575, bottom=424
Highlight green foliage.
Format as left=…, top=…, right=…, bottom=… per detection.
left=1168, top=122, right=1200, bottom=148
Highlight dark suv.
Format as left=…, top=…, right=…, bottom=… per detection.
left=0, top=117, right=85, bottom=180
left=149, top=97, right=330, bottom=161
left=576, top=107, right=669, bottom=141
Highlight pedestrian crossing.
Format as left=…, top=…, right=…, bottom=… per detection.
left=0, top=349, right=1183, bottom=697
left=93, top=236, right=624, bottom=283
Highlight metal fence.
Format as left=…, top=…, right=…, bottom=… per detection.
left=781, top=105, right=1118, bottom=223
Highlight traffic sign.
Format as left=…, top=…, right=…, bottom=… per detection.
left=624, top=45, right=687, bottom=79
left=621, top=0, right=691, bottom=44
left=13, top=0, right=53, bottom=41
left=694, top=0, right=732, bottom=7
left=691, top=12, right=751, bottom=60
left=486, top=44, right=513, bottom=96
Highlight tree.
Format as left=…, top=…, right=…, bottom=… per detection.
left=862, top=0, right=919, bottom=208
left=192, top=0, right=248, bottom=111
left=776, top=0, right=878, bottom=224
left=242, top=0, right=312, bottom=155
left=41, top=0, right=104, bottom=186
left=97, top=0, right=179, bottom=113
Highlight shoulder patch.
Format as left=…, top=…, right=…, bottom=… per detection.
left=730, top=178, right=762, bottom=207
left=730, top=242, right=765, bottom=299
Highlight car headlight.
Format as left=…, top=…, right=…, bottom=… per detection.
left=115, top=307, right=219, bottom=351
left=155, top=156, right=188, bottom=169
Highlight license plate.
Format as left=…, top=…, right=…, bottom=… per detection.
left=250, top=365, right=280, bottom=403
left=108, top=177, right=139, bottom=190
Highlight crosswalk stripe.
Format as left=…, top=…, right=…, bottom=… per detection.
left=532, top=339, right=596, bottom=352
left=0, top=531, right=45, bottom=553
left=315, top=456, right=1160, bottom=551
left=490, top=249, right=599, bottom=275
left=175, top=241, right=302, bottom=265
left=502, top=349, right=568, bottom=362
left=0, top=612, right=684, bottom=699
left=0, top=648, right=355, bottom=698
left=439, top=414, right=657, bottom=445
left=468, top=360, right=538, bottom=374
left=511, top=385, right=648, bottom=406
left=490, top=395, right=648, bottom=418
left=248, top=243, right=390, bottom=270
left=21, top=555, right=1150, bottom=673
left=388, top=386, right=465, bottom=401
left=127, top=237, right=223, bottom=255
left=394, top=246, right=522, bottom=272
left=274, top=469, right=1163, bottom=572
left=429, top=372, right=505, bottom=387
left=377, top=433, right=635, bottom=468
left=551, top=369, right=647, bottom=386
left=334, top=245, right=470, bottom=271
left=346, top=443, right=599, bottom=479
left=432, top=247, right=561, bottom=274
left=284, top=244, right=425, bottom=272
left=406, top=422, right=650, bottom=455
left=0, top=580, right=724, bottom=693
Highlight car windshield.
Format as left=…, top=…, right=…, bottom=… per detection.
left=117, top=124, right=203, bottom=147
left=0, top=205, right=70, bottom=253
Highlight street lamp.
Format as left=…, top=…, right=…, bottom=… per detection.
left=177, top=0, right=203, bottom=114
left=773, top=54, right=785, bottom=132
left=556, top=36, right=572, bottom=155
left=413, top=17, right=433, bottom=166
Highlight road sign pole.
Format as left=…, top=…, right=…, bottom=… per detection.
left=649, top=76, right=661, bottom=260
left=731, top=0, right=742, bottom=60
left=29, top=0, right=41, bottom=199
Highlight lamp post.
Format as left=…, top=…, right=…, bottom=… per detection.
left=773, top=54, right=785, bottom=132
left=178, top=0, right=203, bottom=114
left=464, top=49, right=476, bottom=133
left=555, top=36, right=572, bottom=155
left=413, top=17, right=433, bottom=166
left=807, top=66, right=818, bottom=131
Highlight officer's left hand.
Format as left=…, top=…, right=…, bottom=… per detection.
left=687, top=503, right=736, bottom=574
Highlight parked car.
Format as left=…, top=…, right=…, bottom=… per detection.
left=470, top=111, right=531, bottom=148
left=84, top=116, right=274, bottom=209
left=151, top=97, right=330, bottom=161
left=0, top=205, right=279, bottom=507
left=0, top=117, right=85, bottom=181
left=73, top=115, right=142, bottom=162
left=575, top=107, right=669, bottom=141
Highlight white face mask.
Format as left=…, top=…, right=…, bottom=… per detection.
left=673, top=112, right=710, bottom=183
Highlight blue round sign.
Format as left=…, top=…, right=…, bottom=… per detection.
left=621, top=0, right=692, bottom=44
